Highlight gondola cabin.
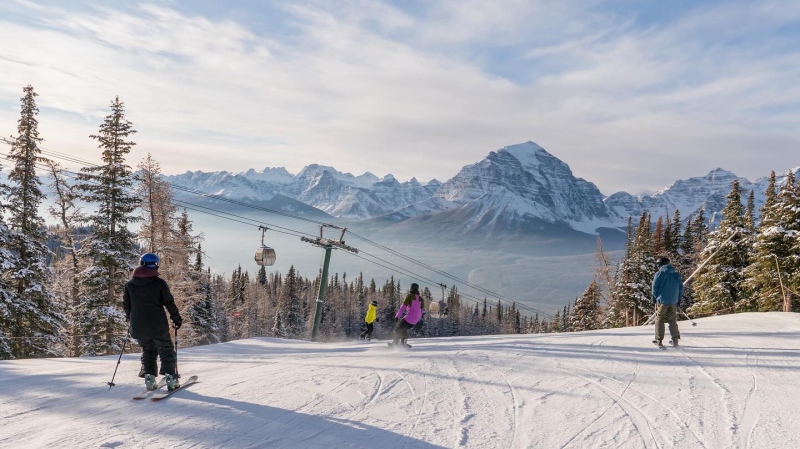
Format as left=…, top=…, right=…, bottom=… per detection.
left=254, top=246, right=276, bottom=266
left=429, top=301, right=440, bottom=318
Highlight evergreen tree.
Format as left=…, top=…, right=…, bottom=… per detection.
left=742, top=172, right=783, bottom=311
left=73, top=97, right=140, bottom=355
left=664, top=210, right=682, bottom=255
left=745, top=190, right=756, bottom=234
left=571, top=281, right=602, bottom=331
left=788, top=174, right=800, bottom=310
left=611, top=212, right=655, bottom=326
left=744, top=172, right=800, bottom=312
left=652, top=216, right=665, bottom=255
left=186, top=246, right=219, bottom=345
left=551, top=310, right=562, bottom=332
left=5, top=85, right=64, bottom=358
left=0, top=161, right=20, bottom=359
left=604, top=216, right=634, bottom=328
left=690, top=179, right=751, bottom=316
left=273, top=265, right=305, bottom=338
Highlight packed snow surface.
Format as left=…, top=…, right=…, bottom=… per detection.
left=2, top=312, right=799, bottom=448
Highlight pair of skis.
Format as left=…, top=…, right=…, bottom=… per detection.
left=133, top=375, right=198, bottom=401
left=652, top=340, right=679, bottom=350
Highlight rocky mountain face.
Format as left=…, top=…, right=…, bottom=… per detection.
left=162, top=141, right=798, bottom=245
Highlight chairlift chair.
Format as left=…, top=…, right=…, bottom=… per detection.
left=254, top=226, right=277, bottom=266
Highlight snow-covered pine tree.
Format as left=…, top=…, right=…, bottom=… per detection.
left=746, top=171, right=800, bottom=312
left=745, top=189, right=757, bottom=234
left=611, top=212, right=656, bottom=326
left=443, top=285, right=461, bottom=336
left=787, top=173, right=800, bottom=310
left=186, top=246, right=220, bottom=345
left=679, top=209, right=708, bottom=299
left=665, top=210, right=682, bottom=256
left=689, top=179, right=751, bottom=316
left=273, top=265, right=305, bottom=339
left=551, top=310, right=562, bottom=332
left=73, top=97, right=140, bottom=355
left=652, top=216, right=665, bottom=255
left=210, top=270, right=231, bottom=341
left=571, top=280, right=602, bottom=331
left=603, top=216, right=634, bottom=328
left=5, top=85, right=65, bottom=358
left=742, top=172, right=784, bottom=311
left=377, top=276, right=400, bottom=335
left=0, top=157, right=20, bottom=359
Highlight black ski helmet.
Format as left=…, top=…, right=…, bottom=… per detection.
left=656, top=257, right=670, bottom=267
left=371, top=300, right=378, bottom=306
left=410, top=283, right=420, bottom=294
left=140, top=253, right=160, bottom=268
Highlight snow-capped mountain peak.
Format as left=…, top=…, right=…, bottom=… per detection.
left=163, top=141, right=799, bottom=238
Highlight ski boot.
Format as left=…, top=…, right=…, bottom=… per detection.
left=144, top=374, right=158, bottom=391
left=166, top=374, right=181, bottom=391
left=652, top=339, right=664, bottom=348
left=670, top=338, right=679, bottom=347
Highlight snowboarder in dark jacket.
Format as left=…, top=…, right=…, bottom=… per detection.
left=123, top=253, right=183, bottom=391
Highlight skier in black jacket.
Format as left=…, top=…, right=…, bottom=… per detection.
left=123, top=253, right=183, bottom=391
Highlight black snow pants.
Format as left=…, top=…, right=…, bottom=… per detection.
left=360, top=322, right=374, bottom=339
left=138, top=329, right=177, bottom=376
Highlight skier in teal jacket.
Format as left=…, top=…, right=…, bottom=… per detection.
left=652, top=257, right=683, bottom=346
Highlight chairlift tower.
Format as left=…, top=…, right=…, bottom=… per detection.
left=301, top=224, right=358, bottom=341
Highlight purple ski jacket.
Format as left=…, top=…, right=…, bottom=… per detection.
left=395, top=293, right=424, bottom=325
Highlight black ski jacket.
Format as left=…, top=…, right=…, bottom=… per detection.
left=123, top=267, right=181, bottom=339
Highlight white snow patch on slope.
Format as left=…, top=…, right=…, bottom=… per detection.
left=2, top=313, right=799, bottom=448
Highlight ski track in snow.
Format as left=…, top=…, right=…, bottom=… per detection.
left=739, top=372, right=759, bottom=449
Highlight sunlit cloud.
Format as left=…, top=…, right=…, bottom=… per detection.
left=0, top=0, right=798, bottom=195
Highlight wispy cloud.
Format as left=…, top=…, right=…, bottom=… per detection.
left=0, top=0, right=798, bottom=195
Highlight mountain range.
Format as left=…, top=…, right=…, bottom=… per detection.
left=4, top=140, right=796, bottom=305
left=163, top=141, right=798, bottom=253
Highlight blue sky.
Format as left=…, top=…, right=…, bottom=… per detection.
left=1, top=0, right=798, bottom=195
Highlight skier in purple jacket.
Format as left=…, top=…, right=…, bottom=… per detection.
left=390, top=283, right=424, bottom=348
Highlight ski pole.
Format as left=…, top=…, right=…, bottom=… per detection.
left=679, top=308, right=698, bottom=327
left=174, top=326, right=180, bottom=378
left=107, top=325, right=130, bottom=389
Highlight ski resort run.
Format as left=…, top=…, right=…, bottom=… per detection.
left=1, top=312, right=799, bottom=449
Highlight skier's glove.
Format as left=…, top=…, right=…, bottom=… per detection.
left=172, top=315, right=183, bottom=330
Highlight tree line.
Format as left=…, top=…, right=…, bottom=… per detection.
left=2, top=85, right=798, bottom=360
left=566, top=172, right=800, bottom=332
